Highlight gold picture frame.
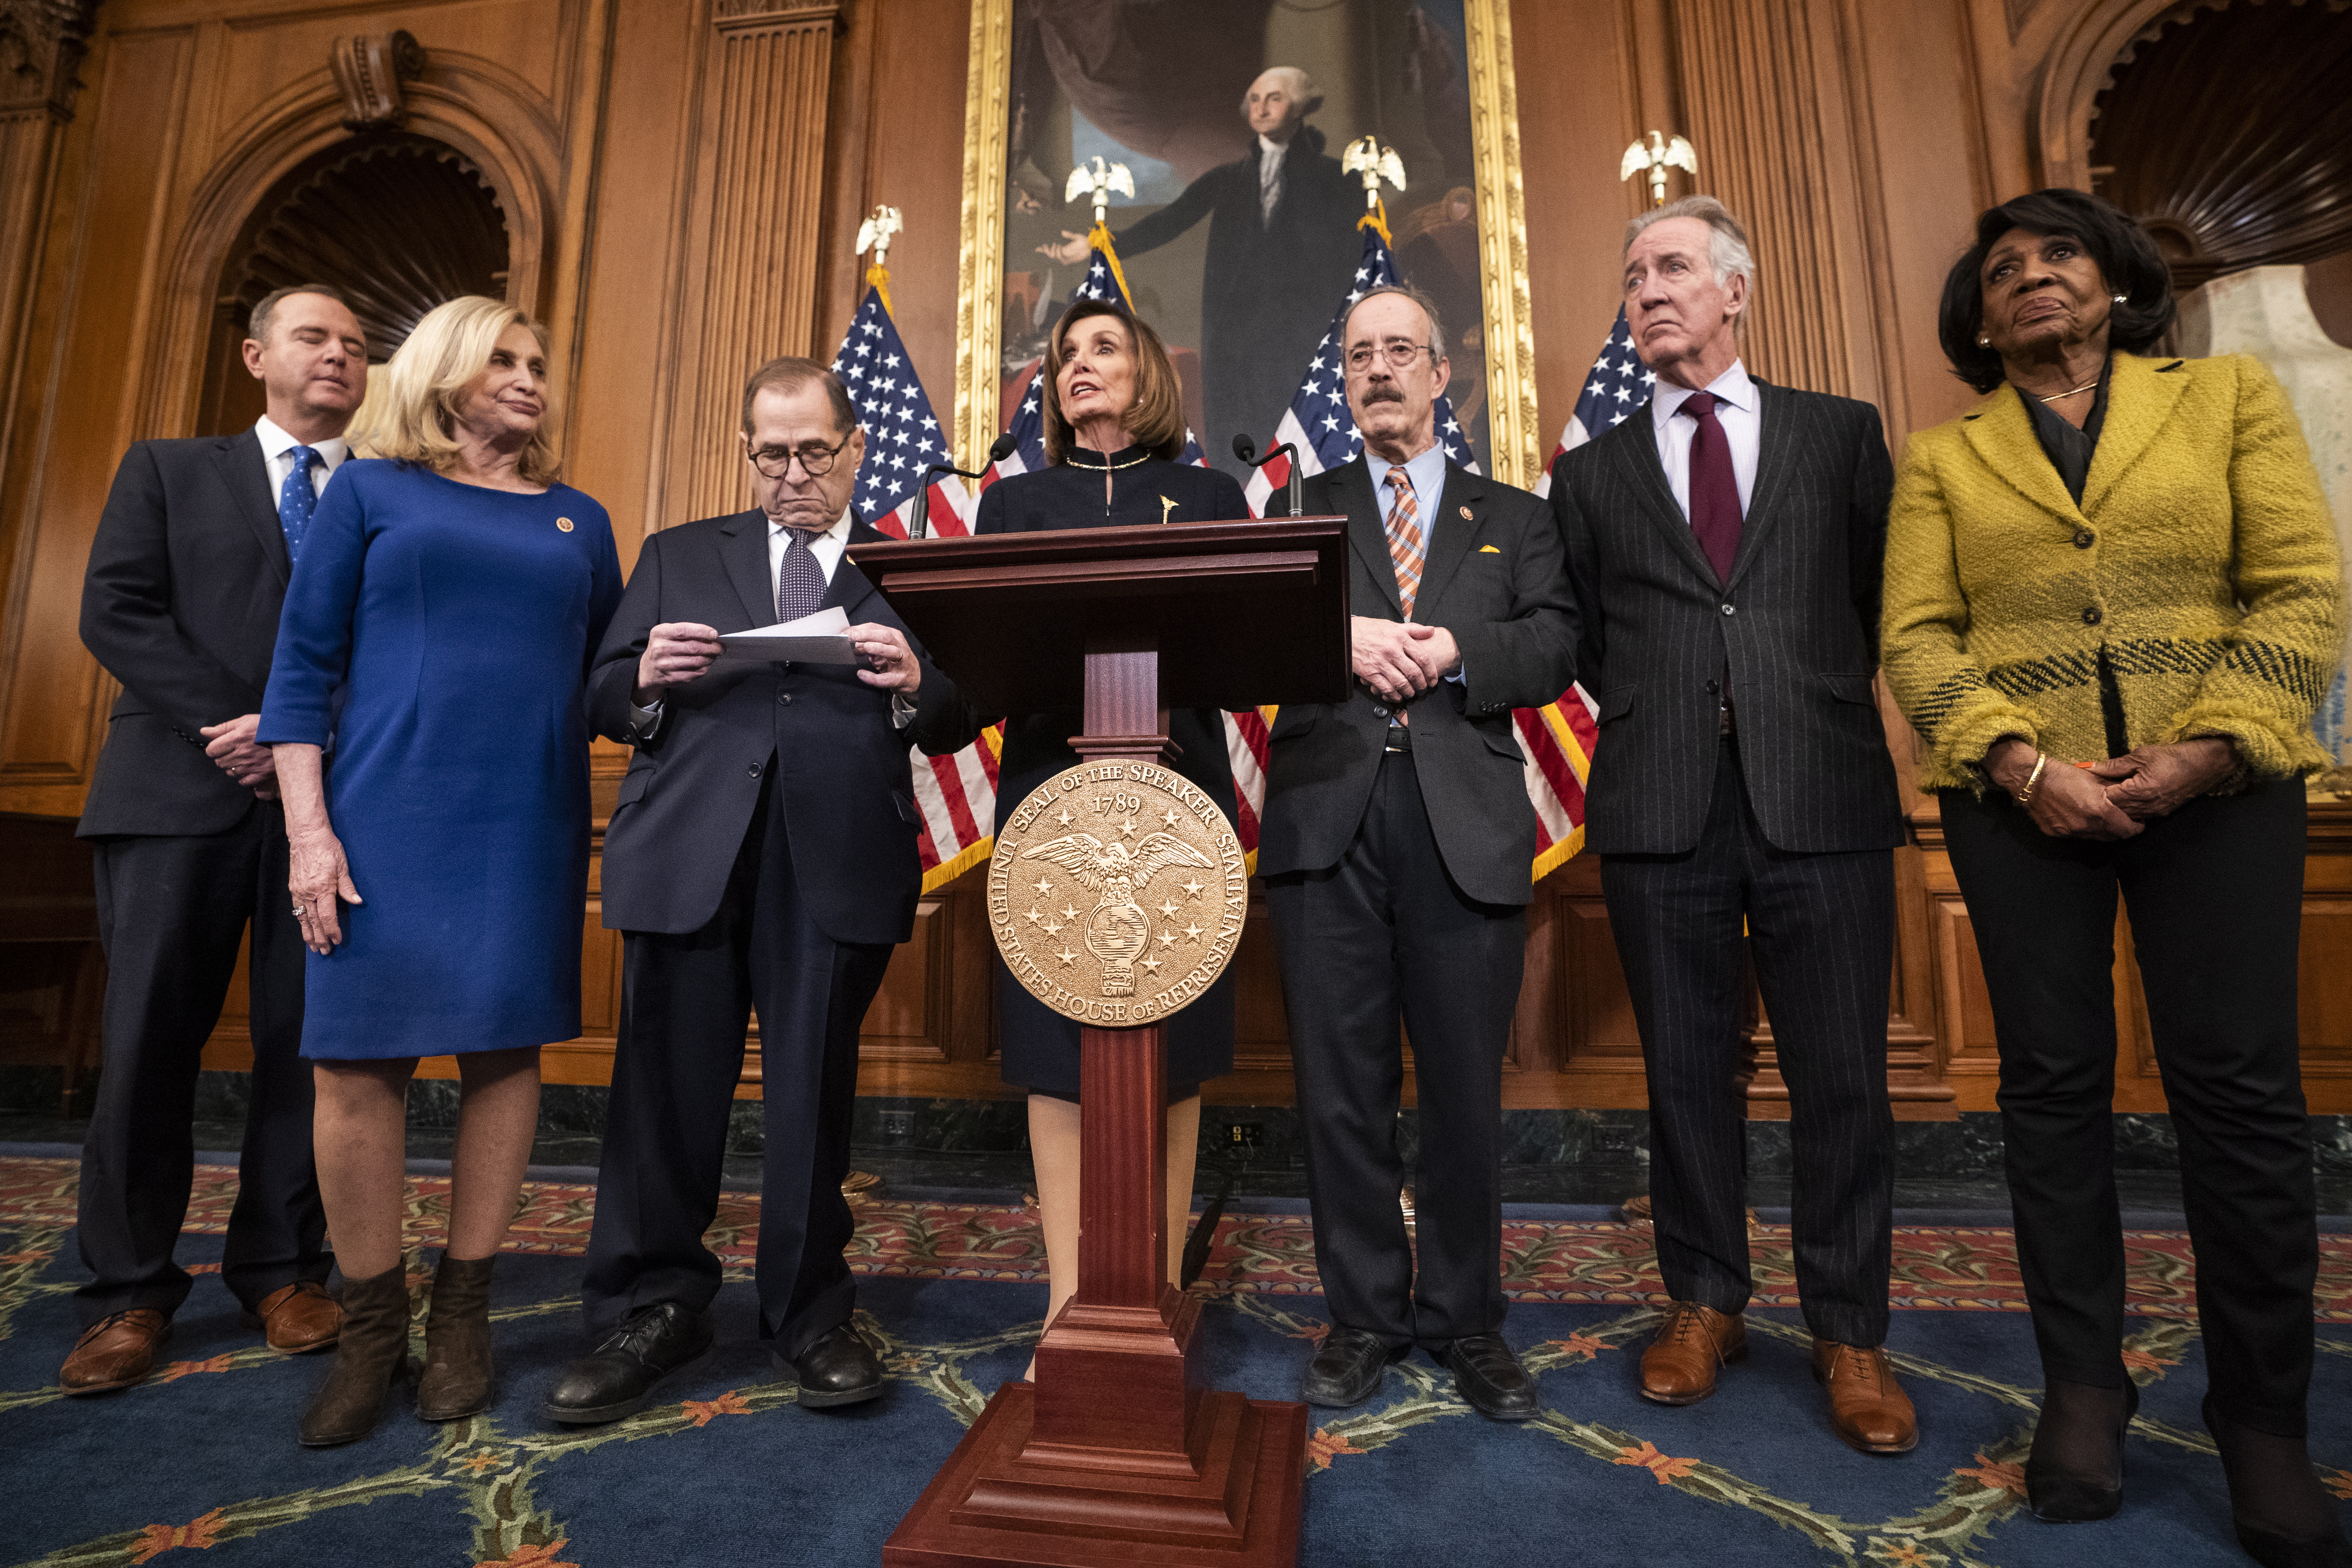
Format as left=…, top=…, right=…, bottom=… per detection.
left=950, top=0, right=1540, bottom=490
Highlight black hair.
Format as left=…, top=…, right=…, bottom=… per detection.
left=1936, top=188, right=2175, bottom=394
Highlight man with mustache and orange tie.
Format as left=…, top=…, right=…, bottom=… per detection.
left=1260, top=282, right=1576, bottom=1422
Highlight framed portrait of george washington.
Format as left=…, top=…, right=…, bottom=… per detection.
left=952, top=0, right=1539, bottom=489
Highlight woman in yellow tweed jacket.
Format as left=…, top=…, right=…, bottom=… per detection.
left=1883, top=190, right=2346, bottom=1567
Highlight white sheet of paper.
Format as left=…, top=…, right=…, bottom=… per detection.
left=717, top=605, right=857, bottom=664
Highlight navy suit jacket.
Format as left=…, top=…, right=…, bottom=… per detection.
left=587, top=510, right=975, bottom=942
left=78, top=430, right=294, bottom=838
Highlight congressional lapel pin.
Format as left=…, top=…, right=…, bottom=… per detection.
left=1458, top=505, right=1473, bottom=521
left=1158, top=495, right=1178, bottom=524
left=556, top=516, right=575, bottom=533
left=1478, top=544, right=1501, bottom=553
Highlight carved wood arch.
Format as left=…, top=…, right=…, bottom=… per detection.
left=2032, top=0, right=2351, bottom=194
left=139, top=58, right=562, bottom=444
left=2089, top=0, right=2352, bottom=290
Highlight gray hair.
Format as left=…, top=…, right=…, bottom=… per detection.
left=1240, top=65, right=1322, bottom=119
left=247, top=283, right=353, bottom=347
left=1340, top=282, right=1448, bottom=360
left=1625, top=195, right=1757, bottom=306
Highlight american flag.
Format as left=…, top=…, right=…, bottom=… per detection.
left=831, top=277, right=970, bottom=538
left=1242, top=220, right=1475, bottom=515
left=1531, top=307, right=1651, bottom=498
left=827, top=265, right=1003, bottom=891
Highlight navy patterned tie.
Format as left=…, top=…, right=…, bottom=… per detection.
left=279, top=445, right=319, bottom=563
left=776, top=526, right=826, bottom=622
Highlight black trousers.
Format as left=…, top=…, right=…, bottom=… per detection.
left=581, top=770, right=891, bottom=1360
left=76, top=808, right=325, bottom=1323
left=1266, top=751, right=1523, bottom=1349
left=1941, top=777, right=2316, bottom=1435
left=1601, top=738, right=1896, bottom=1347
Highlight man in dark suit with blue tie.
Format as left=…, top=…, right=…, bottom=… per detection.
left=1261, top=285, right=1577, bottom=1421
left=1547, top=197, right=1916, bottom=1454
left=64, top=286, right=367, bottom=1393
left=545, top=359, right=975, bottom=1423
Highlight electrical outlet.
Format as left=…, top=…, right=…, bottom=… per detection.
left=1227, top=1122, right=1263, bottom=1151
left=880, top=1110, right=915, bottom=1141
left=1595, top=1127, right=1634, bottom=1155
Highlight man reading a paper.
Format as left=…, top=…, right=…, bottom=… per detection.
left=546, top=358, right=975, bottom=1423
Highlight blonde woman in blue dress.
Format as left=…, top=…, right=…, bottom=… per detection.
left=261, top=297, right=620, bottom=1445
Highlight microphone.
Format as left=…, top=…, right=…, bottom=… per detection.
left=1232, top=433, right=1301, bottom=518
left=913, top=433, right=1020, bottom=539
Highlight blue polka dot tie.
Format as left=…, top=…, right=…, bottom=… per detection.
left=279, top=445, right=319, bottom=563
left=776, top=527, right=826, bottom=623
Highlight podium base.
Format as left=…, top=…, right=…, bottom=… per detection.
left=882, top=1381, right=1308, bottom=1567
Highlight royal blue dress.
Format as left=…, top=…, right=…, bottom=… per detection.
left=258, top=460, right=622, bottom=1060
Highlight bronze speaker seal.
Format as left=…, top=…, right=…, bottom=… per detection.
left=987, top=760, right=1247, bottom=1026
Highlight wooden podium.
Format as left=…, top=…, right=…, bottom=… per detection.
left=851, top=518, right=1351, bottom=1568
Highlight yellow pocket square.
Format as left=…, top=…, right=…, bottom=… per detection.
left=1478, top=544, right=1501, bottom=553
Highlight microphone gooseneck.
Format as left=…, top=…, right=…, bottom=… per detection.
left=1231, top=434, right=1301, bottom=518
left=912, top=433, right=1023, bottom=538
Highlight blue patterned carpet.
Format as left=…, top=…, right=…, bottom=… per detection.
left=2, top=1156, right=2347, bottom=1567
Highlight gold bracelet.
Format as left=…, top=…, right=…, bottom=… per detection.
left=2014, top=752, right=2049, bottom=806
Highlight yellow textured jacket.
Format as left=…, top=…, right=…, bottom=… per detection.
left=1882, top=352, right=2345, bottom=789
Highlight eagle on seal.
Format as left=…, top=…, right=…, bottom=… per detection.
left=1018, top=830, right=1216, bottom=996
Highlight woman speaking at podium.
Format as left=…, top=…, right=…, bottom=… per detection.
left=973, top=298, right=1249, bottom=1374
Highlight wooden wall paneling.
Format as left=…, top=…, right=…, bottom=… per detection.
left=2303, top=807, right=2352, bottom=1086
left=0, top=24, right=201, bottom=822
left=658, top=0, right=845, bottom=529
left=1667, top=0, right=1861, bottom=397
left=0, top=2, right=99, bottom=627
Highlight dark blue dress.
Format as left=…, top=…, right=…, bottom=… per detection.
left=258, top=460, right=622, bottom=1060
left=973, top=449, right=1247, bottom=1097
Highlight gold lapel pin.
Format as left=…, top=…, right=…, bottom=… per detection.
left=1457, top=505, right=1472, bottom=520
left=557, top=516, right=575, bottom=532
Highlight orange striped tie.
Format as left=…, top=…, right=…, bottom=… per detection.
left=1384, top=466, right=1425, bottom=618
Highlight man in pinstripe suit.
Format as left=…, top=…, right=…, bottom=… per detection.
left=1548, top=197, right=1917, bottom=1454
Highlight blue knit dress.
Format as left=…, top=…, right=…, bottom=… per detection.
left=258, top=459, right=621, bottom=1059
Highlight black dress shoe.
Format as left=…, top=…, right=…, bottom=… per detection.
left=1300, top=1327, right=1408, bottom=1409
left=778, top=1322, right=885, bottom=1409
left=1435, top=1332, right=1538, bottom=1421
left=543, top=1302, right=713, bottom=1426
left=2026, top=1377, right=2137, bottom=1523
left=2203, top=1393, right=2352, bottom=1568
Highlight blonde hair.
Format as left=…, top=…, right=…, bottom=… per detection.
left=367, top=296, right=561, bottom=485
left=1041, top=300, right=1185, bottom=465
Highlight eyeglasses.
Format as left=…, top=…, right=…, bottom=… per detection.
left=747, top=432, right=852, bottom=479
left=1345, top=342, right=1436, bottom=372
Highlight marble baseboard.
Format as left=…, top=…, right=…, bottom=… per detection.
left=9, top=1074, right=2347, bottom=1188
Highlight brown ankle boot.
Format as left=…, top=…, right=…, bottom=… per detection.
left=416, top=1254, right=497, bottom=1422
left=298, top=1263, right=416, bottom=1448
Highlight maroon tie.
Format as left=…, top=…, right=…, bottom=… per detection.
left=1680, top=391, right=1743, bottom=582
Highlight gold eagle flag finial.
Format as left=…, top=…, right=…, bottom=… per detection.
left=1620, top=131, right=1698, bottom=208
left=853, top=204, right=903, bottom=309
left=1065, top=156, right=1135, bottom=228
left=1341, top=136, right=1408, bottom=241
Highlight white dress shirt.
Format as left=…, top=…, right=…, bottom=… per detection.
left=1647, top=359, right=1759, bottom=524
left=255, top=414, right=351, bottom=503
left=630, top=506, right=914, bottom=737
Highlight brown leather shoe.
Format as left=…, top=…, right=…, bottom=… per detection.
left=60, top=1309, right=171, bottom=1395
left=1812, top=1339, right=1918, bottom=1454
left=250, top=1281, right=342, bottom=1355
left=1639, top=1301, right=1746, bottom=1405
